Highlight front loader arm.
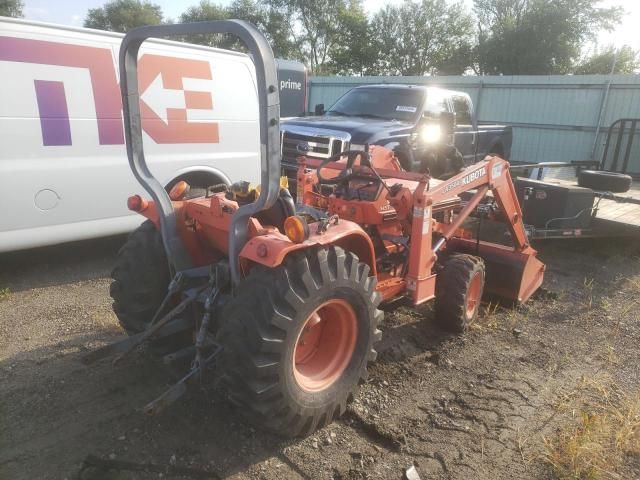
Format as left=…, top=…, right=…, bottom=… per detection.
left=487, top=162, right=531, bottom=251
left=429, top=156, right=530, bottom=252
left=428, top=156, right=544, bottom=304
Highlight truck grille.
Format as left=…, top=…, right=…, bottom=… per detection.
left=281, top=131, right=344, bottom=167
left=280, top=128, right=350, bottom=198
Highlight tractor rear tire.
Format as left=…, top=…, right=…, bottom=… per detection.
left=435, top=254, right=485, bottom=333
left=217, top=246, right=383, bottom=437
left=110, top=220, right=170, bottom=335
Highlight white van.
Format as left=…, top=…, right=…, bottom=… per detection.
left=0, top=18, right=306, bottom=252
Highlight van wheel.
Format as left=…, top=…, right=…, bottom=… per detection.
left=435, top=254, right=485, bottom=333
left=166, top=171, right=227, bottom=196
left=217, top=247, right=383, bottom=437
left=110, top=221, right=170, bottom=334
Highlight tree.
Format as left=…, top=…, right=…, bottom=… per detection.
left=474, top=0, right=623, bottom=75
left=277, top=0, right=342, bottom=74
left=179, top=0, right=298, bottom=58
left=328, top=0, right=376, bottom=75
left=575, top=45, right=640, bottom=74
left=257, top=1, right=300, bottom=59
left=371, top=0, right=475, bottom=76
left=0, top=0, right=23, bottom=17
left=179, top=0, right=230, bottom=48
left=180, top=0, right=228, bottom=25
left=84, top=0, right=163, bottom=33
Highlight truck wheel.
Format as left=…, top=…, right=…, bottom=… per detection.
left=488, top=143, right=505, bottom=159
left=218, top=246, right=383, bottom=437
left=435, top=254, right=485, bottom=333
left=110, top=220, right=170, bottom=335
left=449, top=149, right=464, bottom=175
left=577, top=170, right=631, bottom=193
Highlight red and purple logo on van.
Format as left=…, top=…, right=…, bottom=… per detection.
left=1, top=37, right=219, bottom=146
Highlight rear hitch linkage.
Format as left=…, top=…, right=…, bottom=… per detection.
left=83, top=264, right=228, bottom=415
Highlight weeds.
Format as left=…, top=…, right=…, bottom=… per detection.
left=604, top=344, right=618, bottom=366
left=627, top=276, right=640, bottom=292
left=0, top=287, right=9, bottom=301
left=481, top=301, right=502, bottom=329
left=516, top=426, right=529, bottom=462
left=582, top=277, right=595, bottom=310
left=542, top=377, right=640, bottom=479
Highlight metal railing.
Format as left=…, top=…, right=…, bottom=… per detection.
left=600, top=118, right=639, bottom=174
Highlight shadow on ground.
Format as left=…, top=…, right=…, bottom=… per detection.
left=0, top=234, right=127, bottom=292
left=1, top=233, right=639, bottom=479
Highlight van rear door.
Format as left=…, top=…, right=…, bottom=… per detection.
left=277, top=59, right=307, bottom=118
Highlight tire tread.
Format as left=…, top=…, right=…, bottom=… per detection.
left=218, top=246, right=383, bottom=437
left=435, top=254, right=485, bottom=333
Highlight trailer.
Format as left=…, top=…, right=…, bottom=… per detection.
left=510, top=118, right=640, bottom=240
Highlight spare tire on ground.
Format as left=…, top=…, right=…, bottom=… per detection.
left=577, top=170, right=632, bottom=193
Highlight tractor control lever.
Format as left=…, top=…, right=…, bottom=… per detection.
left=316, top=215, right=340, bottom=234
left=316, top=149, right=391, bottom=197
left=316, top=150, right=371, bottom=185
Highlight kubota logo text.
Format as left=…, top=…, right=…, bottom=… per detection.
left=442, top=167, right=486, bottom=193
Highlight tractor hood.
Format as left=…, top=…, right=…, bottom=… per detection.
left=282, top=115, right=415, bottom=144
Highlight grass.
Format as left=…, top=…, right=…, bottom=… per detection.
left=582, top=277, right=595, bottom=310
left=0, top=287, right=9, bottom=302
left=542, top=377, right=640, bottom=479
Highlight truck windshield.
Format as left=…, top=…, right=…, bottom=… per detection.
left=327, top=88, right=424, bottom=122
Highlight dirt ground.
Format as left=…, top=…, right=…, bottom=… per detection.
left=1, top=233, right=639, bottom=480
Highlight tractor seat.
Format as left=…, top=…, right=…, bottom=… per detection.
left=255, top=188, right=296, bottom=233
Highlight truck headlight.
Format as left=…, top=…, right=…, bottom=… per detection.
left=420, top=124, right=442, bottom=144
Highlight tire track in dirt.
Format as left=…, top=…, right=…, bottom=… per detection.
left=1, top=237, right=639, bottom=479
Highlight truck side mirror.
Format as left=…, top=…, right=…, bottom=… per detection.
left=314, top=103, right=325, bottom=116
left=439, top=111, right=456, bottom=134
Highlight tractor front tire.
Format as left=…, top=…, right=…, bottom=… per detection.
left=435, top=254, right=485, bottom=333
left=218, top=246, right=383, bottom=437
left=110, top=220, right=170, bottom=335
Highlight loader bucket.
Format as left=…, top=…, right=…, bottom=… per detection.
left=446, top=238, right=545, bottom=304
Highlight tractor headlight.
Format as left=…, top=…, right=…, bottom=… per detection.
left=349, top=143, right=366, bottom=152
left=420, top=124, right=442, bottom=144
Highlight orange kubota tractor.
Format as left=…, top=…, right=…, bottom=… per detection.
left=85, top=20, right=545, bottom=438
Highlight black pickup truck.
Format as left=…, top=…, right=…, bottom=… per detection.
left=281, top=84, right=512, bottom=182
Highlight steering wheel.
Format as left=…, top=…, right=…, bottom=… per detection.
left=316, top=149, right=375, bottom=186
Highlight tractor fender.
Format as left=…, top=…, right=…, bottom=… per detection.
left=240, top=219, right=377, bottom=275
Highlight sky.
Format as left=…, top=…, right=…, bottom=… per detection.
left=22, top=0, right=640, bottom=51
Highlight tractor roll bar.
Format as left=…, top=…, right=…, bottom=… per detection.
left=119, top=20, right=281, bottom=284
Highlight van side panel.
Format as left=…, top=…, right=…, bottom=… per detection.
left=0, top=19, right=260, bottom=252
